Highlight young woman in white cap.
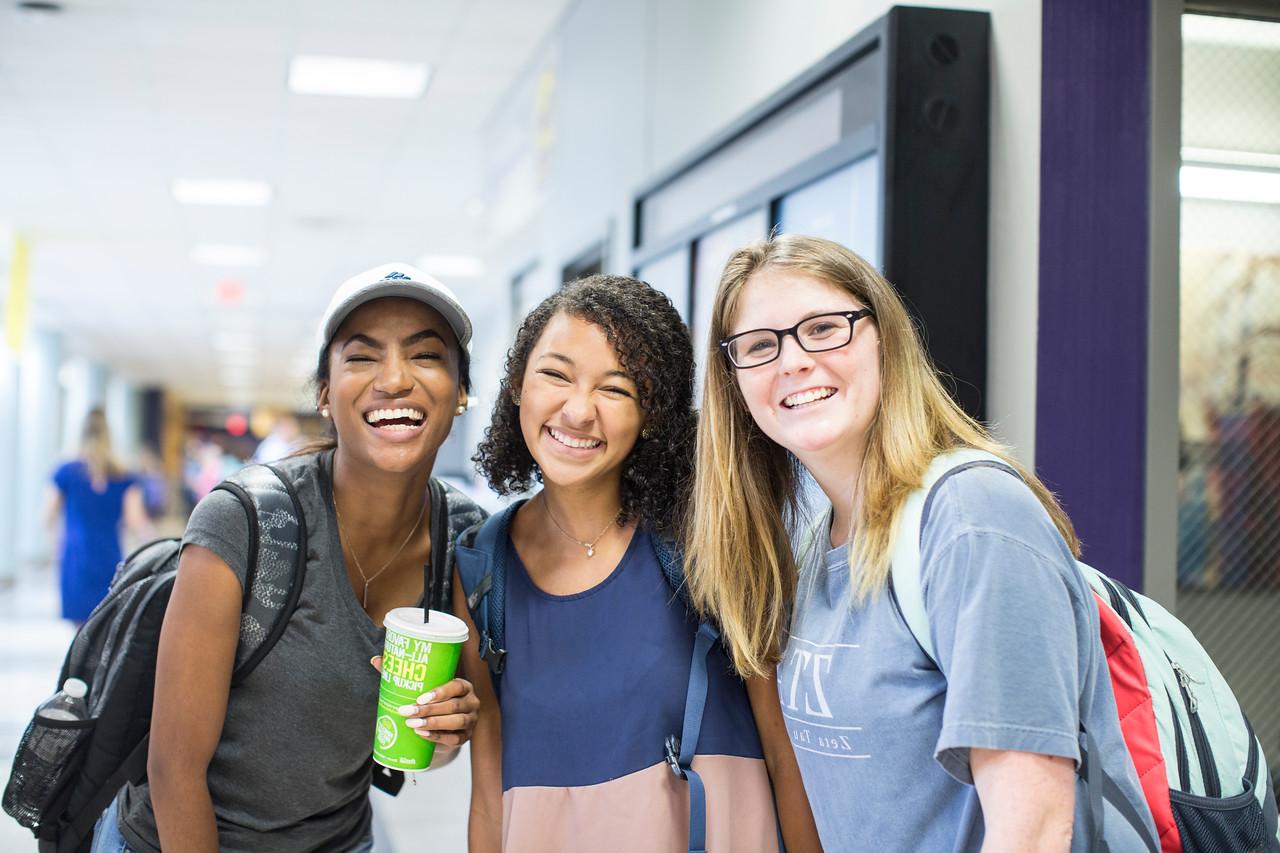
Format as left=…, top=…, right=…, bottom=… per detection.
left=93, top=263, right=486, bottom=853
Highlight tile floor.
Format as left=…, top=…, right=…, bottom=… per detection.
left=0, top=566, right=472, bottom=853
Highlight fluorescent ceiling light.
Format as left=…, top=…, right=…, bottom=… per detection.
left=1182, top=14, right=1280, bottom=49
left=191, top=244, right=267, bottom=267
left=1180, top=165, right=1280, bottom=205
left=1182, top=147, right=1280, bottom=171
left=288, top=55, right=431, bottom=98
left=218, top=352, right=258, bottom=367
left=212, top=332, right=255, bottom=352
left=173, top=179, right=272, bottom=206
left=416, top=254, right=485, bottom=277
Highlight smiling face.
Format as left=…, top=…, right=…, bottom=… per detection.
left=518, top=311, right=644, bottom=492
left=318, top=297, right=465, bottom=475
left=729, top=268, right=881, bottom=466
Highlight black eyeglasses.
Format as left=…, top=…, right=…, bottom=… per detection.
left=719, top=309, right=875, bottom=369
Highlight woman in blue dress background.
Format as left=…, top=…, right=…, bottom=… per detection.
left=45, top=407, right=150, bottom=623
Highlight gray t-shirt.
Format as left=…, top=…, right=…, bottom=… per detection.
left=778, top=465, right=1158, bottom=852
left=118, top=451, right=391, bottom=852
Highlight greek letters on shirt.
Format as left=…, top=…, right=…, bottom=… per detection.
left=779, top=636, right=869, bottom=760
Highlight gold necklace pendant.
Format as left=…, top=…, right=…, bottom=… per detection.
left=541, top=494, right=617, bottom=559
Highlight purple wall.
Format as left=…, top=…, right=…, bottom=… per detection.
left=1036, top=0, right=1151, bottom=590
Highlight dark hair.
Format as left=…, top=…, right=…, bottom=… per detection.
left=300, top=302, right=472, bottom=454
left=473, top=274, right=696, bottom=533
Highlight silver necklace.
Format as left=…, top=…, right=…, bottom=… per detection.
left=334, top=492, right=428, bottom=607
left=541, top=494, right=618, bottom=558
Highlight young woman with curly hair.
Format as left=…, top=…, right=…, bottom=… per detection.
left=455, top=274, right=819, bottom=852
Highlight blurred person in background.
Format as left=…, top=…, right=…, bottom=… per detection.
left=44, top=407, right=151, bottom=625
left=251, top=413, right=302, bottom=464
left=135, top=444, right=169, bottom=519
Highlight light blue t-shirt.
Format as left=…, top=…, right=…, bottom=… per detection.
left=778, top=465, right=1158, bottom=852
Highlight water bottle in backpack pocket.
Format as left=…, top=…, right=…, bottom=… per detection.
left=3, top=679, right=97, bottom=833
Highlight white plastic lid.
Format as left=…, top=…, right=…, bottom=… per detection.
left=383, top=608, right=469, bottom=644
left=62, top=678, right=88, bottom=699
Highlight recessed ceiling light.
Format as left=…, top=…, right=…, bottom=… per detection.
left=416, top=254, right=484, bottom=278
left=191, top=244, right=267, bottom=267
left=173, top=179, right=272, bottom=206
left=1181, top=165, right=1280, bottom=205
left=288, top=55, right=431, bottom=99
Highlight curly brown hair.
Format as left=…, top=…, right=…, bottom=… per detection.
left=472, top=274, right=696, bottom=534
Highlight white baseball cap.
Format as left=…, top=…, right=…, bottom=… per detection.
left=317, top=262, right=473, bottom=355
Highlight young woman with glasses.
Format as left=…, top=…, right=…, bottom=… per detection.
left=684, top=234, right=1158, bottom=851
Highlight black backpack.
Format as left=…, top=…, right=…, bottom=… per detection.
left=3, top=464, right=483, bottom=853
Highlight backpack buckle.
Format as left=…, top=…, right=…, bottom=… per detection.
left=665, top=734, right=685, bottom=779
left=479, top=633, right=506, bottom=675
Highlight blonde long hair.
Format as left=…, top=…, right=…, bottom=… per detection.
left=684, top=235, right=1079, bottom=678
left=80, top=407, right=123, bottom=485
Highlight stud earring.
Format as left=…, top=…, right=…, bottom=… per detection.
left=456, top=404, right=466, bottom=416
left=512, top=393, right=521, bottom=406
left=641, top=426, right=652, bottom=440
left=320, top=406, right=330, bottom=419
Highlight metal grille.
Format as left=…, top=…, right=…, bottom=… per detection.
left=1177, top=13, right=1280, bottom=787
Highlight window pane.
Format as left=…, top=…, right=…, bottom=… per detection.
left=1176, top=12, right=1280, bottom=788
left=777, top=154, right=881, bottom=268
left=637, top=246, right=691, bottom=322
left=691, top=208, right=770, bottom=395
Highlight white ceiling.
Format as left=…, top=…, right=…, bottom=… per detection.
left=0, top=0, right=570, bottom=408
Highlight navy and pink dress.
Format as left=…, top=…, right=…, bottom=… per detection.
left=495, top=525, right=779, bottom=851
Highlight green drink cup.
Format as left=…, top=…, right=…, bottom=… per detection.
left=374, top=607, right=468, bottom=771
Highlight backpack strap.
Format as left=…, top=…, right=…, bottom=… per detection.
left=653, top=536, right=695, bottom=611
left=651, top=535, right=721, bottom=853
left=213, top=463, right=308, bottom=684
left=427, top=479, right=449, bottom=612
left=665, top=620, right=720, bottom=853
left=428, top=478, right=489, bottom=613
left=888, top=448, right=1009, bottom=662
left=889, top=449, right=1159, bottom=853
left=60, top=465, right=309, bottom=849
left=455, top=503, right=523, bottom=682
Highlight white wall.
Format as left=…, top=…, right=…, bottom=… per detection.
left=0, top=349, right=18, bottom=581
left=479, top=0, right=1043, bottom=462
left=58, top=356, right=109, bottom=458
left=16, top=328, right=63, bottom=567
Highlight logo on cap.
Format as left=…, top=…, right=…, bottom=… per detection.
left=382, top=271, right=411, bottom=281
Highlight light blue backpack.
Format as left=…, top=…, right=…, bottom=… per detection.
left=882, top=449, right=1280, bottom=852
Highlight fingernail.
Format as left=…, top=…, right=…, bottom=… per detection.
left=406, top=718, right=425, bottom=729
left=417, top=691, right=435, bottom=704
left=416, top=730, right=434, bottom=739
left=396, top=704, right=419, bottom=716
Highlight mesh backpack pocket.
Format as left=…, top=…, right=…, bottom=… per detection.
left=2, top=464, right=307, bottom=853
left=3, top=715, right=96, bottom=831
